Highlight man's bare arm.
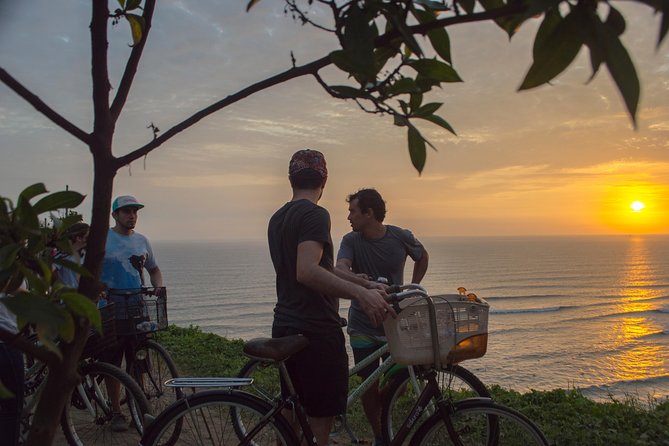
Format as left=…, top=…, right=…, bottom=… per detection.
left=297, top=241, right=393, bottom=327
left=148, top=266, right=163, bottom=288
left=411, top=248, right=429, bottom=284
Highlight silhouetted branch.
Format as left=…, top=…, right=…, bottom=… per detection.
left=90, top=1, right=112, bottom=141
left=0, top=68, right=90, bottom=144
left=110, top=0, right=157, bottom=122
left=115, top=54, right=332, bottom=167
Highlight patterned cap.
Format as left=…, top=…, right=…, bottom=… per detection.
left=288, top=149, right=328, bottom=179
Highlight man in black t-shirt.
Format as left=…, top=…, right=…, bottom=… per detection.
left=268, top=149, right=394, bottom=446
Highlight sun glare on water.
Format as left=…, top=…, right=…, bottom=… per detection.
left=630, top=201, right=646, bottom=212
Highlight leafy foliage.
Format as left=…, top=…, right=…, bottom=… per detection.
left=0, top=184, right=99, bottom=353
left=158, top=327, right=669, bottom=445
left=239, top=0, right=669, bottom=173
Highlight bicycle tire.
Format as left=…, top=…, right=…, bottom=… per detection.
left=140, top=389, right=298, bottom=446
left=127, top=339, right=183, bottom=416
left=61, top=361, right=151, bottom=446
left=237, top=358, right=281, bottom=402
left=409, top=398, right=549, bottom=446
left=382, top=365, right=490, bottom=444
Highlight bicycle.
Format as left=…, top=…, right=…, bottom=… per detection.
left=237, top=284, right=490, bottom=444
left=106, top=287, right=183, bottom=417
left=139, top=288, right=549, bottom=446
left=21, top=303, right=153, bottom=446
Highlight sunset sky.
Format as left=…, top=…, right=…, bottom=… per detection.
left=1, top=1, right=668, bottom=241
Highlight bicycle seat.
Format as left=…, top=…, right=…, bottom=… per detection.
left=243, top=335, right=309, bottom=362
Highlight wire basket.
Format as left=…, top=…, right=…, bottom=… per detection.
left=383, top=293, right=489, bottom=366
left=81, top=302, right=118, bottom=359
left=107, top=287, right=168, bottom=335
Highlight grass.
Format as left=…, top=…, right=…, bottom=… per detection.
left=156, top=325, right=669, bottom=446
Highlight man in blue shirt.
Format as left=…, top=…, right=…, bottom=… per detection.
left=101, top=195, right=163, bottom=431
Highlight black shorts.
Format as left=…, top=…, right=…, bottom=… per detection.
left=272, top=326, right=348, bottom=417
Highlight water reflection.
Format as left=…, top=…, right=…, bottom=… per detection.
left=608, top=236, right=664, bottom=383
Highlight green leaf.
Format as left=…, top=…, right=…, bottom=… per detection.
left=32, top=191, right=85, bottom=215
left=53, top=258, right=92, bottom=280
left=0, top=381, right=15, bottom=398
left=478, top=0, right=525, bottom=38
left=384, top=11, right=423, bottom=57
left=519, top=9, right=585, bottom=90
left=417, top=114, right=457, bottom=136
left=525, top=0, right=563, bottom=18
left=414, top=0, right=451, bottom=11
left=125, top=0, right=142, bottom=11
left=605, top=6, right=626, bottom=36
left=18, top=183, right=47, bottom=203
left=342, top=3, right=377, bottom=83
left=117, top=0, right=126, bottom=8
left=427, top=27, right=452, bottom=64
left=329, top=85, right=363, bottom=98
left=58, top=310, right=75, bottom=343
left=2, top=294, right=67, bottom=329
left=412, top=8, right=452, bottom=64
left=61, top=292, right=101, bottom=332
left=599, top=23, right=640, bottom=127
left=0, top=244, right=21, bottom=270
left=408, top=126, right=427, bottom=174
left=660, top=2, right=669, bottom=48
left=385, top=78, right=420, bottom=96
left=457, top=0, right=476, bottom=14
left=246, top=0, right=262, bottom=12
left=414, top=102, right=442, bottom=117
left=409, top=92, right=423, bottom=112
left=125, top=13, right=145, bottom=46
left=394, top=114, right=409, bottom=127
left=409, top=59, right=462, bottom=82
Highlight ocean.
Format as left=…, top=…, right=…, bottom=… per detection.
left=153, top=235, right=669, bottom=402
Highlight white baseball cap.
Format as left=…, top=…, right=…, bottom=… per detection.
left=112, top=195, right=145, bottom=212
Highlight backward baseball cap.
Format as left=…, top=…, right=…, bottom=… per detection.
left=288, top=149, right=328, bottom=179
left=112, top=195, right=144, bottom=212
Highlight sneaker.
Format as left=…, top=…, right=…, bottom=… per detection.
left=111, top=412, right=129, bottom=432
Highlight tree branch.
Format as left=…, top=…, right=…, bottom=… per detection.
left=110, top=0, right=157, bottom=122
left=0, top=68, right=91, bottom=144
left=114, top=54, right=332, bottom=167
left=91, top=0, right=113, bottom=142
left=376, top=3, right=529, bottom=47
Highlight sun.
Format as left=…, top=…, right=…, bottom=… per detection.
left=630, top=200, right=646, bottom=212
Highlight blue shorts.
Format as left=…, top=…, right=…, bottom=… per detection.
left=350, top=333, right=388, bottom=380
left=272, top=326, right=348, bottom=417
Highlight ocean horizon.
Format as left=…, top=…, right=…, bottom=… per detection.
left=152, top=234, right=669, bottom=402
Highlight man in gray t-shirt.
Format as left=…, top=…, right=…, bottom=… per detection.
left=335, top=188, right=428, bottom=446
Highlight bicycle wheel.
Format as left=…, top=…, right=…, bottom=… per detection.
left=141, top=389, right=298, bottom=446
left=237, top=359, right=281, bottom=402
left=61, top=361, right=151, bottom=446
left=409, top=398, right=549, bottom=446
left=382, top=365, right=490, bottom=444
left=127, top=339, right=183, bottom=416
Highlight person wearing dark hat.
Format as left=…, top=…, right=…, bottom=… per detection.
left=268, top=149, right=394, bottom=446
left=100, top=195, right=163, bottom=431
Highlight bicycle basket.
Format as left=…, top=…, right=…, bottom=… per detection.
left=107, top=287, right=168, bottom=335
left=383, top=294, right=489, bottom=366
left=81, top=302, right=118, bottom=359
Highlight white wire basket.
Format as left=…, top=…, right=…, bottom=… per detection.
left=383, top=293, right=489, bottom=366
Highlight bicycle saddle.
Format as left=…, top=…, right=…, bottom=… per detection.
left=243, top=334, right=309, bottom=362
